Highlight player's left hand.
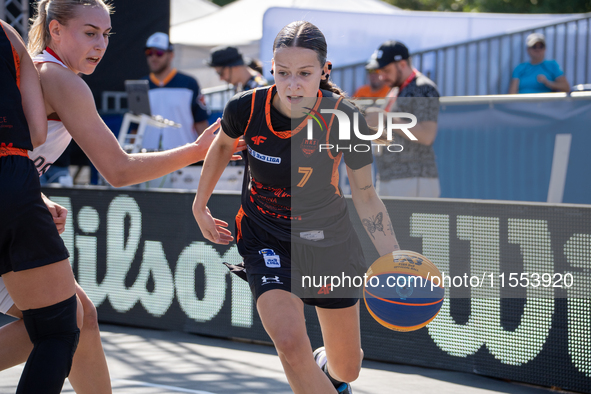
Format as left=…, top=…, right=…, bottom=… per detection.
left=41, top=194, right=68, bottom=234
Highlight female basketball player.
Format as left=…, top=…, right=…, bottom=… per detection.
left=194, top=21, right=400, bottom=394
left=0, top=18, right=84, bottom=393
left=0, top=1, right=243, bottom=392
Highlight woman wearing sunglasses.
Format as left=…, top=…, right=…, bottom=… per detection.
left=509, top=32, right=570, bottom=94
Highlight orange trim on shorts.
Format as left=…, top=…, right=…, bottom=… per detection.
left=0, top=143, right=29, bottom=158
left=235, top=206, right=246, bottom=242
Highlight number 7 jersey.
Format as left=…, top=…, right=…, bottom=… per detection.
left=221, top=85, right=373, bottom=246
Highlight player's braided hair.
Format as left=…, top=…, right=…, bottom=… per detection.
left=28, top=0, right=113, bottom=56
left=273, top=21, right=347, bottom=97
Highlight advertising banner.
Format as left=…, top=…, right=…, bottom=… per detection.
left=42, top=187, right=591, bottom=393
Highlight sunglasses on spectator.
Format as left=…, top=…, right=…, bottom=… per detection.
left=530, top=43, right=545, bottom=50
left=145, top=48, right=167, bottom=57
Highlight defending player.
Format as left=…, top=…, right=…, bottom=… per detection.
left=0, top=1, right=243, bottom=392
left=0, top=17, right=83, bottom=393
left=194, top=21, right=400, bottom=394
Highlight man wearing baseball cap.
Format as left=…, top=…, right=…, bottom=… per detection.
left=366, top=40, right=441, bottom=198
left=206, top=46, right=267, bottom=92
left=509, top=33, right=570, bottom=94
left=141, top=32, right=210, bottom=166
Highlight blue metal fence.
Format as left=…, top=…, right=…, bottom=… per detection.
left=435, top=93, right=591, bottom=203
left=329, top=13, right=591, bottom=97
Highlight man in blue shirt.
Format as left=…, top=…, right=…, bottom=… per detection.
left=509, top=33, right=570, bottom=94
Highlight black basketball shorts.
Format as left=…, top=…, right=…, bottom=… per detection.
left=0, top=156, right=70, bottom=276
left=236, top=211, right=364, bottom=309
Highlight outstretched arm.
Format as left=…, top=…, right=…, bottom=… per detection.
left=193, top=130, right=241, bottom=244
left=347, top=164, right=400, bottom=256
left=38, top=63, right=228, bottom=187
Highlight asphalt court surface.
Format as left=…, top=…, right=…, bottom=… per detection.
left=0, top=316, right=564, bottom=394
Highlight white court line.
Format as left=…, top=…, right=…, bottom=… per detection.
left=547, top=133, right=572, bottom=203
left=111, top=379, right=218, bottom=394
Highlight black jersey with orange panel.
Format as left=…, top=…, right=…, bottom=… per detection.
left=0, top=24, right=32, bottom=152
left=221, top=85, right=373, bottom=246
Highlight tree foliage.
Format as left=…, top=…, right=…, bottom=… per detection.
left=384, top=0, right=591, bottom=13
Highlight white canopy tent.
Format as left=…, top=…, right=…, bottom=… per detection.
left=260, top=8, right=576, bottom=77
left=171, top=0, right=220, bottom=26
left=170, top=0, right=401, bottom=88
left=170, top=0, right=575, bottom=89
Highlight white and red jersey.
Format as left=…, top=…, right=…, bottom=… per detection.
left=30, top=50, right=72, bottom=176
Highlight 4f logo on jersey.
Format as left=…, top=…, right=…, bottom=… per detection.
left=259, top=248, right=281, bottom=268
left=251, top=136, right=267, bottom=145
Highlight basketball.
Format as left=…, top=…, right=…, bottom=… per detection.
left=363, top=250, right=444, bottom=332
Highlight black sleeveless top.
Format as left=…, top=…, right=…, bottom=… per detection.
left=0, top=24, right=32, bottom=151
left=222, top=85, right=373, bottom=246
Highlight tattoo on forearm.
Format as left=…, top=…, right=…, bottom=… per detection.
left=359, top=184, right=372, bottom=191
left=362, top=212, right=387, bottom=240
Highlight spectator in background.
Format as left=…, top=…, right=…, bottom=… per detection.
left=353, top=69, right=390, bottom=98
left=509, top=33, right=570, bottom=94
left=247, top=58, right=264, bottom=75
left=142, top=32, right=210, bottom=152
left=366, top=40, right=441, bottom=198
left=207, top=46, right=267, bottom=92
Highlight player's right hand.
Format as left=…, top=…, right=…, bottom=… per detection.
left=193, top=206, right=234, bottom=245
left=195, top=118, right=244, bottom=161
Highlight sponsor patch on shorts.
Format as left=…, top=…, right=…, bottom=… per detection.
left=259, top=248, right=281, bottom=268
